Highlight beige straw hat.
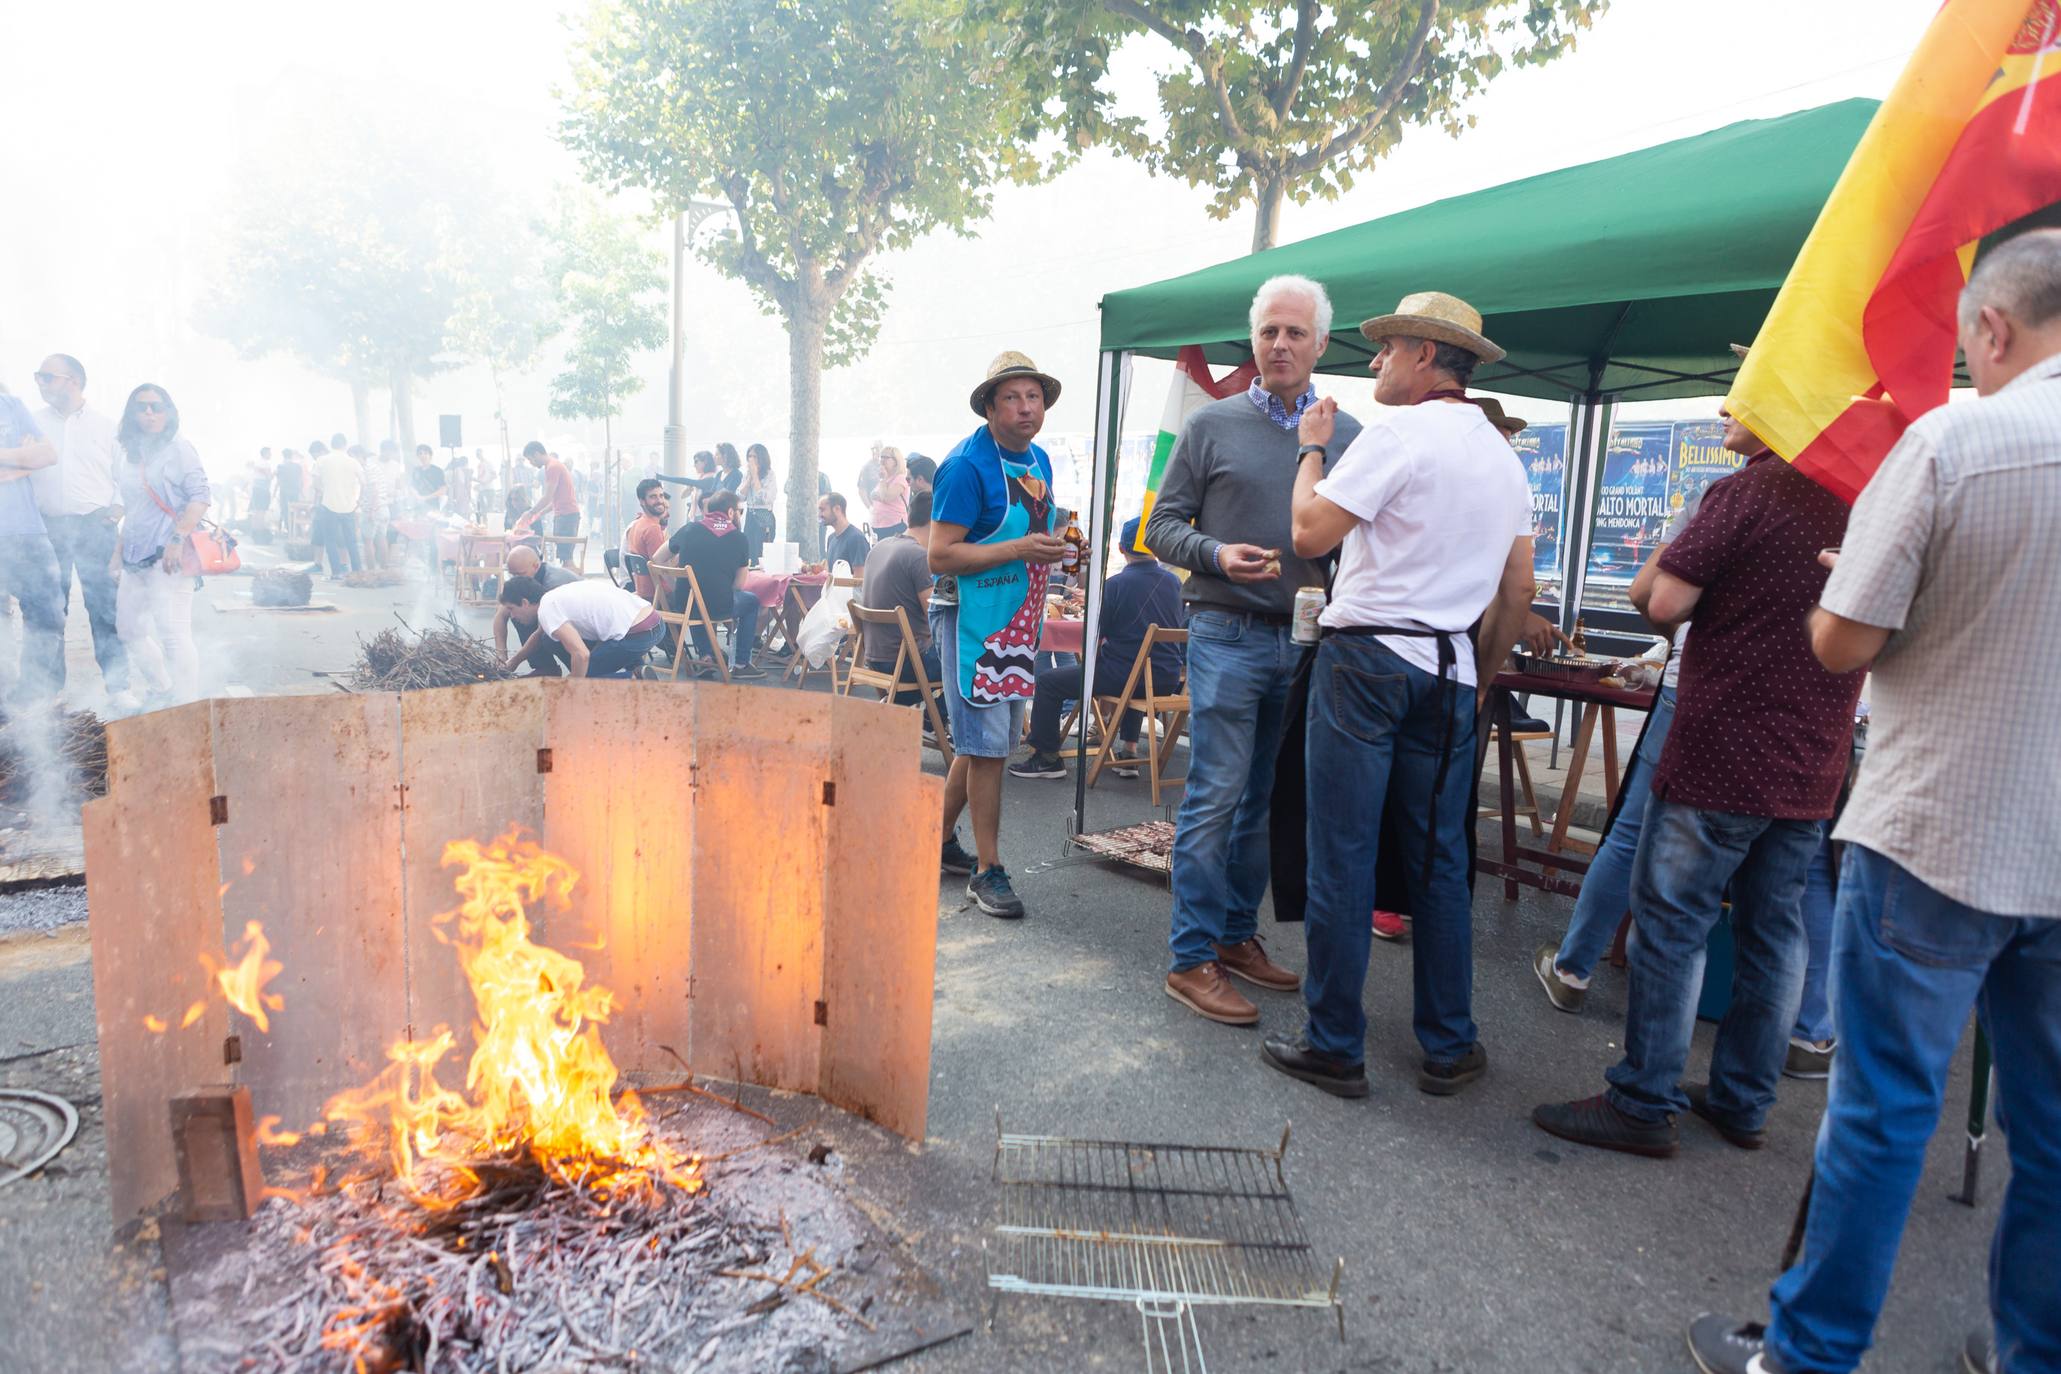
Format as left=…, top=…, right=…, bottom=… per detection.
left=1471, top=396, right=1528, bottom=435
left=1358, top=291, right=1506, bottom=363
left=970, top=351, right=1062, bottom=417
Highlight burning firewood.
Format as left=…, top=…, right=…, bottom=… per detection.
left=347, top=617, right=512, bottom=692
left=251, top=567, right=314, bottom=607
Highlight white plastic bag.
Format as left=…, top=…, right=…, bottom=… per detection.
left=795, top=560, right=857, bottom=667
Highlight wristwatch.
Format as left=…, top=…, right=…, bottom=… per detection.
left=1297, top=444, right=1327, bottom=461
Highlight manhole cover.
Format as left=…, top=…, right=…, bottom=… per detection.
left=0, top=1089, right=79, bottom=1187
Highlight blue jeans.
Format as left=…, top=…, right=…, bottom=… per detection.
left=1605, top=798, right=1822, bottom=1127
left=1768, top=848, right=2061, bottom=1373
left=1794, top=835, right=1838, bottom=1045
left=1300, top=637, right=1478, bottom=1064
left=930, top=604, right=1025, bottom=758
left=1556, top=686, right=1677, bottom=979
left=587, top=623, right=665, bottom=678
left=315, top=508, right=361, bottom=577
left=689, top=587, right=760, bottom=667
left=1168, top=610, right=1302, bottom=972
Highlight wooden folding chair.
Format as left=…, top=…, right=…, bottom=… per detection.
left=644, top=559, right=736, bottom=683
left=843, top=604, right=953, bottom=765
left=455, top=533, right=508, bottom=605
left=1084, top=626, right=1190, bottom=807
left=1477, top=720, right=1551, bottom=837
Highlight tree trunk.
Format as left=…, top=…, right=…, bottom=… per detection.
left=350, top=378, right=376, bottom=449
left=390, top=367, right=417, bottom=457
left=602, top=413, right=615, bottom=549
left=1250, top=175, right=1288, bottom=253
left=783, top=297, right=828, bottom=561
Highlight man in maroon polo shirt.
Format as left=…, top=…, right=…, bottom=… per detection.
left=1533, top=407, right=1863, bottom=1158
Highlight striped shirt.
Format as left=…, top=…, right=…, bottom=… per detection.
left=1823, top=351, right=2061, bottom=917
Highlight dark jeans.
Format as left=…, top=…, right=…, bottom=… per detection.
left=587, top=623, right=665, bottom=678
left=866, top=647, right=943, bottom=705
left=872, top=521, right=907, bottom=540
left=551, top=512, right=580, bottom=564
left=745, top=508, right=776, bottom=562
left=0, top=534, right=67, bottom=702
left=1605, top=797, right=1823, bottom=1128
left=1028, top=658, right=1138, bottom=753
left=1767, top=847, right=2061, bottom=1373
left=45, top=512, right=127, bottom=692
left=521, top=635, right=571, bottom=676
left=1300, top=636, right=1478, bottom=1064
left=314, top=508, right=361, bottom=576
left=1168, top=610, right=1302, bottom=972
left=689, top=588, right=760, bottom=667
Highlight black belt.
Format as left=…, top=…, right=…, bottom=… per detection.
left=1320, top=623, right=1462, bottom=885
left=1192, top=605, right=1294, bottom=626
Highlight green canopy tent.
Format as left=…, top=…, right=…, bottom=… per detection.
left=1069, top=98, right=1878, bottom=836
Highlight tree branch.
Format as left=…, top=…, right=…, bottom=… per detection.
left=1101, top=0, right=1248, bottom=147
left=1273, top=0, right=1319, bottom=121
left=1293, top=0, right=1439, bottom=176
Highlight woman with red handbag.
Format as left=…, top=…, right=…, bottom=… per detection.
left=109, top=383, right=209, bottom=705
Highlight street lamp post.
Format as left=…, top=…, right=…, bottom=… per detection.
left=662, top=199, right=735, bottom=479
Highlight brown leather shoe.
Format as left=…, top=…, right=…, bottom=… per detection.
left=1213, top=937, right=1301, bottom=992
left=1165, top=962, right=1259, bottom=1026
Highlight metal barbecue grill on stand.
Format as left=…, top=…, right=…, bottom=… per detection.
left=985, top=1115, right=1341, bottom=1372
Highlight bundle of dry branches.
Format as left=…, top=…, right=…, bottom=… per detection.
left=251, top=568, right=314, bottom=607
left=348, top=618, right=511, bottom=692
left=0, top=710, right=108, bottom=806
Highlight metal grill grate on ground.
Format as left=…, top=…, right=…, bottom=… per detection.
left=986, top=1123, right=1341, bottom=1313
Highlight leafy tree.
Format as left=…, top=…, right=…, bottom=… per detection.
left=1011, top=0, right=1609, bottom=251
left=544, top=194, right=668, bottom=528
left=563, top=0, right=1046, bottom=555
left=204, top=111, right=472, bottom=449
left=445, top=215, right=562, bottom=475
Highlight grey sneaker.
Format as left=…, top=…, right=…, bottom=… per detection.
left=1532, top=943, right=1586, bottom=1014
left=1686, top=1314, right=1791, bottom=1374
left=1007, top=751, right=1067, bottom=780
left=968, top=865, right=1025, bottom=919
left=728, top=662, right=768, bottom=680
left=1962, top=1330, right=1997, bottom=1374
left=1783, top=1038, right=1834, bottom=1081
left=1108, top=746, right=1141, bottom=779
left=940, top=832, right=977, bottom=876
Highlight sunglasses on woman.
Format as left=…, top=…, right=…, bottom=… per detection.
left=131, top=400, right=167, bottom=415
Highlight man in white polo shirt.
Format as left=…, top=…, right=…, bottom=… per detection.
left=496, top=575, right=664, bottom=679
left=1260, top=292, right=1534, bottom=1100
left=32, top=353, right=131, bottom=708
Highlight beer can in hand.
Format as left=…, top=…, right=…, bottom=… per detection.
left=1292, top=585, right=1325, bottom=645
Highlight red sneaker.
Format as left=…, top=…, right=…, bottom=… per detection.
left=1372, top=910, right=1409, bottom=942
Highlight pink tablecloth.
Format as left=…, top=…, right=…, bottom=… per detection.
left=1041, top=617, right=1085, bottom=655
left=740, top=568, right=828, bottom=609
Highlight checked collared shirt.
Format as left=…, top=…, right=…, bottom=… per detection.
left=1246, top=377, right=1316, bottom=432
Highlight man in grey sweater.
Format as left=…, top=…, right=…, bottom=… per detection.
left=1146, top=275, right=1365, bottom=1027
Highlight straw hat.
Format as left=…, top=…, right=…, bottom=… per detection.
left=970, top=351, right=1062, bottom=416
left=1729, top=343, right=1751, bottom=359
left=1358, top=291, right=1506, bottom=363
left=1471, top=397, right=1528, bottom=435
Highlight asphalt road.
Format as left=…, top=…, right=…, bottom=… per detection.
left=0, top=566, right=2005, bottom=1373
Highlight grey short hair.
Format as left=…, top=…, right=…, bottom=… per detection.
left=1391, top=336, right=1480, bottom=386
left=1249, top=275, right=1334, bottom=339
left=1960, top=228, right=2061, bottom=329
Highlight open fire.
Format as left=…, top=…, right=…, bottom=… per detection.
left=321, top=831, right=701, bottom=1207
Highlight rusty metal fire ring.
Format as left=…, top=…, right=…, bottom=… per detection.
left=0, top=1089, right=79, bottom=1188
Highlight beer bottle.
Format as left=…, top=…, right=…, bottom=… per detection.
left=1061, top=512, right=1085, bottom=573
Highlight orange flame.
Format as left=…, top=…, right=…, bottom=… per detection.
left=142, top=1014, right=168, bottom=1033
left=205, top=921, right=286, bottom=1032
left=178, top=1000, right=206, bottom=1029
left=255, top=1115, right=303, bottom=1148
left=323, top=831, right=699, bottom=1207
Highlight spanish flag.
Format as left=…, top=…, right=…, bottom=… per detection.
left=1730, top=0, right=2061, bottom=502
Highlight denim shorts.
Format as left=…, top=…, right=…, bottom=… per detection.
left=929, top=604, right=1025, bottom=758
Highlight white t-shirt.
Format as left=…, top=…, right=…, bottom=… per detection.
left=31, top=404, right=121, bottom=516
left=537, top=581, right=651, bottom=643
left=1315, top=400, right=1531, bottom=686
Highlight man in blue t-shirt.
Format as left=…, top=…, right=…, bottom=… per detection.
left=927, top=352, right=1070, bottom=920
left=1011, top=516, right=1184, bottom=780
left=0, top=392, right=67, bottom=704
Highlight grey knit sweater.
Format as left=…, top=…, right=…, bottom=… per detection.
left=1143, top=394, right=1364, bottom=615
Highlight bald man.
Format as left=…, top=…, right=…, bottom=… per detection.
left=494, top=544, right=581, bottom=674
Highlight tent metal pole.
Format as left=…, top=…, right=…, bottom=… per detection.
left=1072, top=348, right=1128, bottom=838
left=1556, top=385, right=1617, bottom=750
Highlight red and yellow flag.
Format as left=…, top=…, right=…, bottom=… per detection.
left=1731, top=0, right=2061, bottom=502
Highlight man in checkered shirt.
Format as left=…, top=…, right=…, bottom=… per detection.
left=1687, top=229, right=2061, bottom=1374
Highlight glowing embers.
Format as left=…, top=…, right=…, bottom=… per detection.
left=321, top=831, right=701, bottom=1208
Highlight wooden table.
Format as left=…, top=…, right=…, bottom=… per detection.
left=1478, top=670, right=1656, bottom=901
